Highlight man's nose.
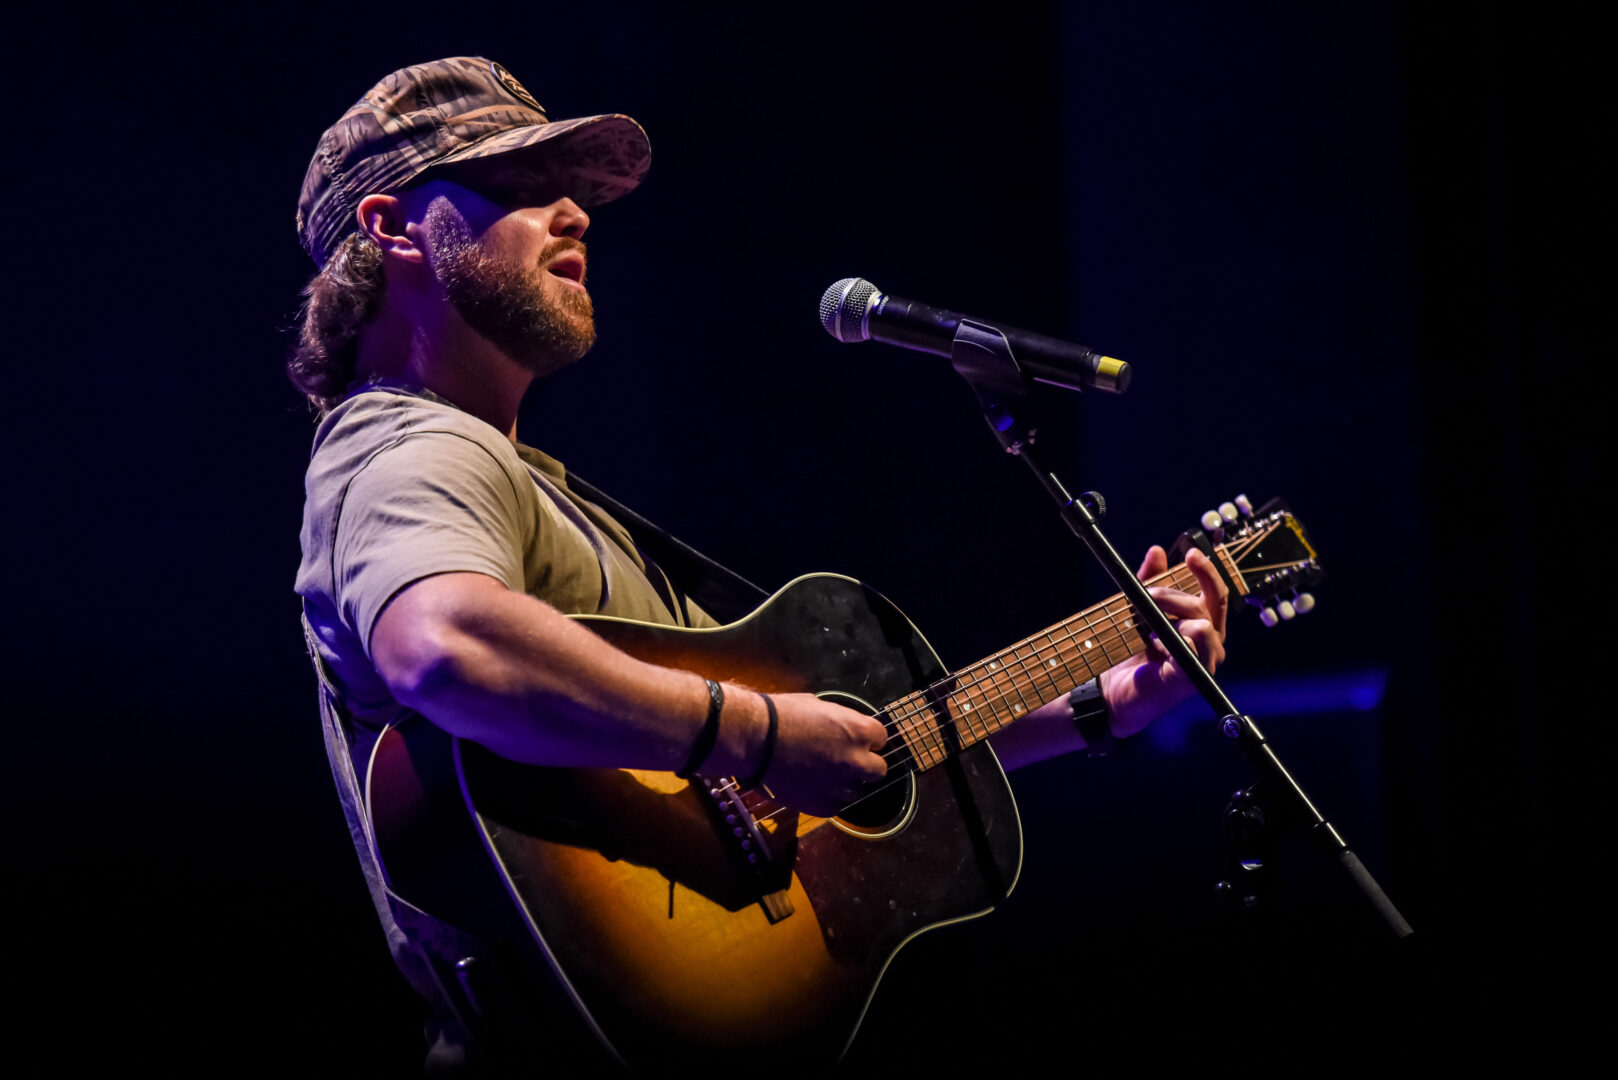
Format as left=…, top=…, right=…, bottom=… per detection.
left=550, top=197, right=589, bottom=239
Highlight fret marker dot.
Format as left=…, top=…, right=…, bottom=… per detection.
left=988, top=662, right=998, bottom=671
left=1013, top=704, right=1025, bottom=715
left=1084, top=639, right=1093, bottom=649
left=1048, top=659, right=1059, bottom=668
left=961, top=703, right=972, bottom=712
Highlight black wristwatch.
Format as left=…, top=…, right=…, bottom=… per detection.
left=1068, top=678, right=1114, bottom=757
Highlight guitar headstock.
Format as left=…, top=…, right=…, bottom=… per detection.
left=1172, top=495, right=1324, bottom=628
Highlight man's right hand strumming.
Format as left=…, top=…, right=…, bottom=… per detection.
left=729, top=691, right=889, bottom=818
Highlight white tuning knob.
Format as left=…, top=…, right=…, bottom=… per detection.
left=1234, top=494, right=1254, bottom=516
left=1260, top=606, right=1279, bottom=627
left=1218, top=501, right=1239, bottom=523
left=1278, top=599, right=1296, bottom=620
left=1201, top=510, right=1223, bottom=530
left=1295, top=592, right=1316, bottom=613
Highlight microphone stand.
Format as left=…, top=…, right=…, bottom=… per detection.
left=947, top=319, right=1413, bottom=940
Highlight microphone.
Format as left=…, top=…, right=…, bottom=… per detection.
left=819, top=277, right=1130, bottom=394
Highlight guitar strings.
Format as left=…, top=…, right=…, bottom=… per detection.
left=875, top=548, right=1243, bottom=756
left=722, top=562, right=1203, bottom=829
left=731, top=548, right=1289, bottom=829
left=720, top=543, right=1265, bottom=825
left=710, top=522, right=1302, bottom=831
left=874, top=552, right=1313, bottom=772
left=879, top=552, right=1315, bottom=764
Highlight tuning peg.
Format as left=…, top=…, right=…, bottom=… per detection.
left=1295, top=592, right=1316, bottom=613
left=1259, top=606, right=1279, bottom=627
left=1234, top=494, right=1254, bottom=517
left=1201, top=509, right=1223, bottom=531
left=1218, top=501, right=1239, bottom=524
left=1278, top=599, right=1296, bottom=621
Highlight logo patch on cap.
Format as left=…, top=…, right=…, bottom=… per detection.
left=489, top=61, right=545, bottom=115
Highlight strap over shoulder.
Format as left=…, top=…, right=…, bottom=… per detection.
left=567, top=474, right=771, bottom=623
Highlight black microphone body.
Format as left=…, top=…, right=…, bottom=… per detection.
left=819, top=278, right=1130, bottom=394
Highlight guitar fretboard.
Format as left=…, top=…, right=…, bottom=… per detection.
left=883, top=549, right=1240, bottom=769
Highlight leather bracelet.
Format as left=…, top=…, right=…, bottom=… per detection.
left=741, top=694, right=779, bottom=788
left=676, top=678, right=724, bottom=778
left=1069, top=678, right=1114, bottom=758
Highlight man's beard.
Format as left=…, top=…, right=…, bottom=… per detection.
left=425, top=199, right=597, bottom=378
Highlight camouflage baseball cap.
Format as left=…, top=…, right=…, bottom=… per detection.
left=297, top=56, right=650, bottom=267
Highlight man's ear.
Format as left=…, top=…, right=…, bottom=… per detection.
left=355, top=194, right=425, bottom=264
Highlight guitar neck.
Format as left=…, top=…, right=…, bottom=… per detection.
left=884, top=547, right=1240, bottom=770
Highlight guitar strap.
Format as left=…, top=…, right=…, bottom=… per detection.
left=566, top=473, right=772, bottom=623
left=301, top=611, right=500, bottom=1069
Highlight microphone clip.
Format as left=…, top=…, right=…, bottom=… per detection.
left=950, top=319, right=1040, bottom=455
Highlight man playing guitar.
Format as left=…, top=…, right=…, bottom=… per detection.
left=292, top=56, right=1228, bottom=1073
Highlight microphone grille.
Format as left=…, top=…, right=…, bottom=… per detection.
left=819, top=277, right=881, bottom=343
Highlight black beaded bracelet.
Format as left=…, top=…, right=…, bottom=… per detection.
left=676, top=678, right=725, bottom=779
left=1069, top=678, right=1114, bottom=758
left=742, top=694, right=779, bottom=788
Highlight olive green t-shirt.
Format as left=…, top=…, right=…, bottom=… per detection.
left=295, top=384, right=715, bottom=732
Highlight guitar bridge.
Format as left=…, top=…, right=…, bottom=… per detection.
left=699, top=775, right=796, bottom=924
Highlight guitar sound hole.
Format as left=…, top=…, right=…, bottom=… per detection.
left=835, top=775, right=914, bottom=834
left=819, top=691, right=916, bottom=838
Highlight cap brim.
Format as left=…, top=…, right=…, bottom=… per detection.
left=430, top=113, right=651, bottom=208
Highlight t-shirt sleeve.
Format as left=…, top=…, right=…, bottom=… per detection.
left=332, top=430, right=528, bottom=656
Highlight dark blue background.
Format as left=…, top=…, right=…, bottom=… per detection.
left=8, top=2, right=1595, bottom=1071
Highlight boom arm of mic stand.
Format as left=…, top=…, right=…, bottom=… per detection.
left=946, top=321, right=1414, bottom=941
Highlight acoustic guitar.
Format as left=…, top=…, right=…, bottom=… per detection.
left=365, top=497, right=1321, bottom=1072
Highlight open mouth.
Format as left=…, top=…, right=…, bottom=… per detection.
left=545, top=251, right=587, bottom=285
